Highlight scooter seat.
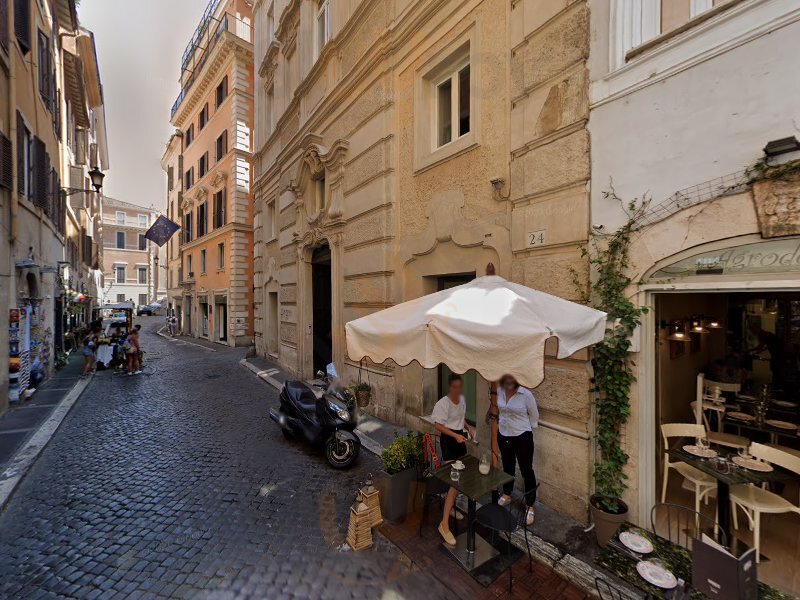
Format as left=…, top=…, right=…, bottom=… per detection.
left=284, top=381, right=318, bottom=411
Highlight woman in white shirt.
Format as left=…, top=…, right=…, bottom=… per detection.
left=432, top=373, right=473, bottom=546
left=491, top=374, right=539, bottom=526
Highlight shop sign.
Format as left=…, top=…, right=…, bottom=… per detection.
left=650, top=238, right=800, bottom=279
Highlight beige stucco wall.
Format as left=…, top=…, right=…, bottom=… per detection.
left=253, top=0, right=593, bottom=523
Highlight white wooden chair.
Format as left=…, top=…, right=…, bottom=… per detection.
left=661, top=424, right=716, bottom=515
left=730, top=443, right=800, bottom=562
left=689, top=401, right=749, bottom=450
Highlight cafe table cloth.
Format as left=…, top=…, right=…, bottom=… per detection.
left=345, top=275, right=606, bottom=388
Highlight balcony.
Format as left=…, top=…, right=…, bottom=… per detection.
left=171, top=12, right=253, bottom=118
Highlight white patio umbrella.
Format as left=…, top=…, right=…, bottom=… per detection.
left=345, top=275, right=607, bottom=388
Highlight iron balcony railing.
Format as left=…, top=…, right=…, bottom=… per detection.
left=171, top=12, right=252, bottom=118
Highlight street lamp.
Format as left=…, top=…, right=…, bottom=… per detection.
left=57, top=167, right=106, bottom=197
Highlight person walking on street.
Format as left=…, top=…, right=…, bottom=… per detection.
left=492, top=374, right=539, bottom=526
left=433, top=373, right=473, bottom=546
left=81, top=341, right=96, bottom=377
left=124, top=329, right=141, bottom=375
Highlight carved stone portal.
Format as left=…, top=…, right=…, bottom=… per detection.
left=753, top=169, right=800, bottom=238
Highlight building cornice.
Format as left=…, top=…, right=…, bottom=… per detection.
left=172, top=35, right=254, bottom=128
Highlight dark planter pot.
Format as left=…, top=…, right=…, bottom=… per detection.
left=590, top=496, right=629, bottom=547
left=375, top=467, right=422, bottom=523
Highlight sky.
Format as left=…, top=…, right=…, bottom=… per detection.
left=77, top=0, right=207, bottom=209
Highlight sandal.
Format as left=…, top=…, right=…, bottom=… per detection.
left=526, top=507, right=535, bottom=526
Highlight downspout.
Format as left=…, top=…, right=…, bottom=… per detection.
left=8, top=3, right=18, bottom=243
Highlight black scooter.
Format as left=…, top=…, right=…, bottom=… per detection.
left=270, top=366, right=360, bottom=469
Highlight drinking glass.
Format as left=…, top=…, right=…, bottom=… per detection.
left=478, top=452, right=491, bottom=475
left=738, top=444, right=752, bottom=460
left=450, top=466, right=460, bottom=482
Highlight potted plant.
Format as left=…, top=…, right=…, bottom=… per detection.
left=350, top=381, right=372, bottom=408
left=374, top=431, right=425, bottom=522
left=577, top=190, right=648, bottom=546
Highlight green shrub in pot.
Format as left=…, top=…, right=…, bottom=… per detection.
left=376, top=432, right=425, bottom=522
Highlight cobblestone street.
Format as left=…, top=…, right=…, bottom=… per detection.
left=0, top=321, right=448, bottom=599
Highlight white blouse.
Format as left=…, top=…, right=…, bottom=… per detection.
left=497, top=386, right=539, bottom=437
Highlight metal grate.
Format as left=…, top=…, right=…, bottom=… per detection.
left=634, top=169, right=751, bottom=230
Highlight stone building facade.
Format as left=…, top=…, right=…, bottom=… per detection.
left=252, top=0, right=594, bottom=522
left=1, top=0, right=108, bottom=412
left=167, top=0, right=255, bottom=346
left=100, top=197, right=161, bottom=308
left=589, top=0, right=800, bottom=535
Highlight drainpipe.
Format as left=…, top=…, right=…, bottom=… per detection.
left=8, top=3, right=18, bottom=244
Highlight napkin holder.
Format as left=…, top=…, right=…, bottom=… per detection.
left=692, top=534, right=757, bottom=600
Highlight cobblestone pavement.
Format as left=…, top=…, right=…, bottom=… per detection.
left=0, top=320, right=449, bottom=599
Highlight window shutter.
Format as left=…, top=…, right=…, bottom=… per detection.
left=0, top=0, right=9, bottom=50
left=16, top=111, right=25, bottom=195
left=0, top=132, right=11, bottom=190
left=32, top=137, right=47, bottom=209
left=14, top=0, right=29, bottom=53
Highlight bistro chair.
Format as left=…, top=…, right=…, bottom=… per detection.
left=730, top=443, right=800, bottom=562
left=660, top=424, right=716, bottom=514
left=595, top=576, right=632, bottom=600
left=418, top=434, right=463, bottom=537
left=474, top=503, right=532, bottom=592
left=651, top=502, right=726, bottom=550
left=689, top=402, right=749, bottom=450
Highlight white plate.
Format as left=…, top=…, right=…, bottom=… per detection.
left=619, top=531, right=654, bottom=555
left=766, top=419, right=798, bottom=431
left=637, top=561, right=677, bottom=590
left=773, top=400, right=798, bottom=409
left=732, top=456, right=774, bottom=473
left=683, top=444, right=718, bottom=459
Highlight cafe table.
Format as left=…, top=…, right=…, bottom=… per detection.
left=433, top=454, right=514, bottom=571
left=668, top=444, right=794, bottom=544
left=596, top=522, right=793, bottom=599
left=724, top=414, right=799, bottom=444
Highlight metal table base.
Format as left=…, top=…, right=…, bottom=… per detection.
left=444, top=530, right=500, bottom=571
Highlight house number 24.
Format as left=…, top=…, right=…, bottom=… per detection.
left=527, top=230, right=547, bottom=247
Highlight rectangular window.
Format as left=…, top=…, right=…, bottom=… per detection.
left=116, top=293, right=126, bottom=303
left=138, top=234, right=147, bottom=251
left=116, top=211, right=125, bottom=224
left=138, top=214, right=148, bottom=228
left=115, top=266, right=125, bottom=283
left=216, top=76, right=228, bottom=107
left=435, top=63, right=470, bottom=149
left=16, top=113, right=31, bottom=199
left=217, top=242, right=225, bottom=269
left=266, top=199, right=276, bottom=241
left=184, top=124, right=194, bottom=148
left=0, top=0, right=8, bottom=51
left=198, top=202, right=207, bottom=237
left=37, top=30, right=51, bottom=107
left=216, top=130, right=228, bottom=161
left=183, top=212, right=193, bottom=243
left=14, top=0, right=30, bottom=53
left=138, top=267, right=147, bottom=284
left=199, top=152, right=208, bottom=178
left=213, top=189, right=226, bottom=228
left=138, top=293, right=148, bottom=306
left=187, top=254, right=193, bottom=276
left=200, top=249, right=207, bottom=274
left=315, top=0, right=331, bottom=59
left=185, top=167, right=194, bottom=190
left=116, top=231, right=125, bottom=249
left=198, top=103, right=209, bottom=130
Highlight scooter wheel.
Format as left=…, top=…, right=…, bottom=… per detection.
left=325, top=437, right=359, bottom=469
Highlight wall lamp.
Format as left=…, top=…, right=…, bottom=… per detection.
left=54, top=167, right=106, bottom=197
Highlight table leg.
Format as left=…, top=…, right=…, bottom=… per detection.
left=717, top=481, right=731, bottom=545
left=467, top=498, right=476, bottom=553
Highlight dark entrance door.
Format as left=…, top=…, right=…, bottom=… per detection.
left=437, top=273, right=478, bottom=425
left=312, top=245, right=332, bottom=375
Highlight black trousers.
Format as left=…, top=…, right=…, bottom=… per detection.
left=498, top=430, right=537, bottom=506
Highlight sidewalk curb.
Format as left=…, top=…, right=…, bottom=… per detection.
left=0, top=374, right=92, bottom=512
left=157, top=327, right=216, bottom=351
left=238, top=358, right=386, bottom=459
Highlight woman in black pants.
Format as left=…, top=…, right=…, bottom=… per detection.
left=492, top=374, right=539, bottom=526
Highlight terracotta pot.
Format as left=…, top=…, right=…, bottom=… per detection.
left=590, top=496, right=629, bottom=547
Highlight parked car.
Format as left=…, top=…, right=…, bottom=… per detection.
left=137, top=304, right=157, bottom=316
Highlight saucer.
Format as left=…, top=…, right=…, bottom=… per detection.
left=452, top=461, right=466, bottom=471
